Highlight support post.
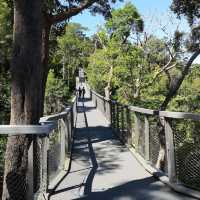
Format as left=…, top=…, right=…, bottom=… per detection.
left=60, top=119, right=66, bottom=170
left=121, top=106, right=125, bottom=140
left=108, top=100, right=112, bottom=126
left=116, top=103, right=119, bottom=135
left=144, top=116, right=150, bottom=161
left=41, top=136, right=48, bottom=195
left=164, top=118, right=176, bottom=183
left=126, top=106, right=132, bottom=146
left=27, top=140, right=34, bottom=200
left=134, top=113, right=141, bottom=152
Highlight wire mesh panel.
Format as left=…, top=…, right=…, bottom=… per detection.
left=48, top=120, right=62, bottom=183
left=92, top=93, right=97, bottom=108
left=33, top=135, right=48, bottom=196
left=172, top=119, right=200, bottom=190
left=73, top=98, right=77, bottom=127
left=118, top=105, right=129, bottom=143
left=96, top=95, right=103, bottom=114
left=149, top=116, right=161, bottom=166
left=105, top=100, right=111, bottom=123
left=33, top=137, right=42, bottom=193
left=64, top=113, right=72, bottom=157
left=148, top=116, right=168, bottom=172
left=124, top=107, right=131, bottom=145
left=134, top=113, right=146, bottom=158
left=130, top=111, right=136, bottom=148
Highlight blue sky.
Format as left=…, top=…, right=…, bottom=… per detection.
left=70, top=0, right=189, bottom=37
left=70, top=0, right=200, bottom=63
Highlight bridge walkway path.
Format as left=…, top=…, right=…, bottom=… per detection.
left=50, top=91, right=195, bottom=200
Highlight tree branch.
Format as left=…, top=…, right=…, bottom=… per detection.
left=160, top=49, right=200, bottom=110
left=51, top=0, right=96, bottom=24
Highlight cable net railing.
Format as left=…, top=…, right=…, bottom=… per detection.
left=90, top=89, right=200, bottom=194
left=0, top=96, right=77, bottom=200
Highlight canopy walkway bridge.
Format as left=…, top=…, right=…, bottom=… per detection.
left=0, top=83, right=200, bottom=200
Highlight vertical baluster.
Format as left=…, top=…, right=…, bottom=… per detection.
left=113, top=102, right=116, bottom=129
left=164, top=118, right=176, bottom=183
left=112, top=102, right=115, bottom=130
left=126, top=107, right=132, bottom=146
left=41, top=135, right=48, bottom=196
left=134, top=112, right=141, bottom=153
left=121, top=105, right=125, bottom=142
left=27, top=140, right=34, bottom=200
left=104, top=98, right=106, bottom=117
left=60, top=119, right=66, bottom=170
left=116, top=103, right=119, bottom=136
left=144, top=116, right=150, bottom=161
left=108, top=100, right=111, bottom=125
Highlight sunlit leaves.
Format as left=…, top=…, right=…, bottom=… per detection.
left=106, top=2, right=144, bottom=42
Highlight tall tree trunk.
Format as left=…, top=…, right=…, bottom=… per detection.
left=2, top=1, right=43, bottom=199
left=39, top=22, right=51, bottom=116
left=156, top=50, right=200, bottom=170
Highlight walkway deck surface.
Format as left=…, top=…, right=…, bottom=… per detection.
left=50, top=91, right=195, bottom=200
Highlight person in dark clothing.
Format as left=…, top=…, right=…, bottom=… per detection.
left=78, top=87, right=82, bottom=98
left=82, top=87, right=86, bottom=99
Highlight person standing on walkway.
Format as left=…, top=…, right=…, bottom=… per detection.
left=82, top=87, right=86, bottom=99
left=78, top=86, right=82, bottom=99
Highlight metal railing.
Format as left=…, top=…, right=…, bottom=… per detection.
left=0, top=96, right=77, bottom=200
left=90, top=89, right=200, bottom=194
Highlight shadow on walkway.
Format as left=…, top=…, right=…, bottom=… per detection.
left=49, top=98, right=194, bottom=200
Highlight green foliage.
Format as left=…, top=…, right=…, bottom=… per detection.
left=44, top=70, right=71, bottom=114
left=0, top=71, right=10, bottom=124
left=169, top=64, right=200, bottom=112
left=106, top=2, right=143, bottom=42
left=0, top=0, right=12, bottom=183
left=171, top=0, right=200, bottom=52
left=87, top=8, right=172, bottom=108
left=171, top=0, right=200, bottom=26
left=0, top=0, right=12, bottom=66
left=55, top=23, right=93, bottom=89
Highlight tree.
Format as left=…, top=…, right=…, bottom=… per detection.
left=2, top=1, right=43, bottom=199
left=105, top=2, right=143, bottom=43
left=160, top=0, right=200, bottom=110
left=56, top=23, right=93, bottom=88
left=88, top=3, right=144, bottom=98
left=3, top=0, right=120, bottom=199
left=153, top=1, right=200, bottom=170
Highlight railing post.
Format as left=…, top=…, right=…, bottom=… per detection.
left=111, top=102, right=116, bottom=130
left=90, top=89, right=92, bottom=100
left=134, top=112, right=140, bottom=152
left=60, top=119, right=66, bottom=170
left=41, top=135, right=48, bottom=196
left=144, top=116, right=150, bottom=161
left=164, top=118, right=176, bottom=183
left=116, top=103, right=119, bottom=134
left=27, top=140, right=34, bottom=200
left=107, top=100, right=111, bottom=124
left=126, top=106, right=132, bottom=146
left=121, top=106, right=125, bottom=140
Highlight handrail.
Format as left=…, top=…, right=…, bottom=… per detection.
left=90, top=87, right=200, bottom=198
left=159, top=110, right=200, bottom=121
left=0, top=124, right=56, bottom=135
left=0, top=94, right=77, bottom=200
left=91, top=89, right=200, bottom=120
left=40, top=108, right=71, bottom=122
left=0, top=96, right=77, bottom=136
left=129, top=106, right=157, bottom=115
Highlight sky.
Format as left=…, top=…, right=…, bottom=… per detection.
left=70, top=0, right=200, bottom=63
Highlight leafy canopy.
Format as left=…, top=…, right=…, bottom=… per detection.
left=105, top=2, right=143, bottom=42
